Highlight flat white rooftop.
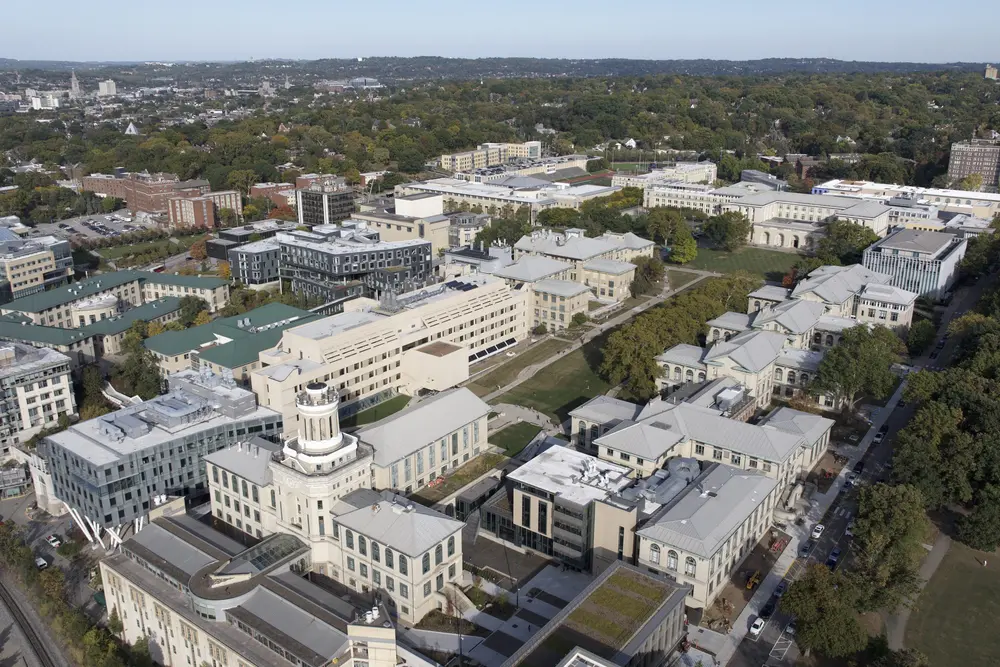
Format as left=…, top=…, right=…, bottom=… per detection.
left=507, top=445, right=632, bottom=506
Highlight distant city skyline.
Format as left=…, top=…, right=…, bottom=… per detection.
left=5, top=0, right=1000, bottom=64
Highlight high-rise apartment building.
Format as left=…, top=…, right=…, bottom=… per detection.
left=947, top=139, right=1000, bottom=189
left=97, top=79, right=117, bottom=97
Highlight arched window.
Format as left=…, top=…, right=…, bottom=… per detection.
left=753, top=300, right=761, bottom=311
left=667, top=550, right=679, bottom=571
left=777, top=233, right=785, bottom=247
left=774, top=368, right=783, bottom=382
left=590, top=425, right=599, bottom=441
left=724, top=332, right=732, bottom=341
left=422, top=553, right=431, bottom=574
left=371, top=542, right=380, bottom=563
left=763, top=232, right=771, bottom=245
left=448, top=536, right=455, bottom=557
left=813, top=332, right=821, bottom=344
left=698, top=372, right=706, bottom=382
left=685, top=557, right=697, bottom=576
left=399, top=554, right=408, bottom=575
left=685, top=369, right=693, bottom=382
left=793, top=236, right=800, bottom=249
left=578, top=422, right=587, bottom=440
left=435, top=544, right=443, bottom=565
left=800, top=373, right=809, bottom=385
left=649, top=544, right=661, bottom=564
left=673, top=367, right=681, bottom=381
left=385, top=548, right=394, bottom=568
left=787, top=370, right=796, bottom=384
left=712, top=329, right=720, bottom=341
left=346, top=529, right=354, bottom=549
left=826, top=334, right=834, bottom=346
left=358, top=536, right=367, bottom=556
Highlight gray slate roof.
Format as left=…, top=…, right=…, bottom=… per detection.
left=637, top=464, right=779, bottom=558
left=569, top=395, right=642, bottom=425
left=758, top=406, right=835, bottom=448
left=703, top=330, right=786, bottom=373
left=751, top=299, right=826, bottom=334
left=594, top=421, right=685, bottom=461
left=707, top=312, right=751, bottom=332
left=331, top=489, right=463, bottom=557
left=792, top=264, right=890, bottom=305
left=874, top=228, right=953, bottom=255
left=204, top=437, right=282, bottom=486
left=235, top=587, right=348, bottom=664
left=357, top=388, right=490, bottom=467
left=127, top=523, right=216, bottom=579
left=491, top=255, right=570, bottom=282
left=655, top=343, right=706, bottom=369
left=749, top=284, right=791, bottom=303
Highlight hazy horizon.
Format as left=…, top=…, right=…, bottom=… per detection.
left=5, top=0, right=999, bottom=64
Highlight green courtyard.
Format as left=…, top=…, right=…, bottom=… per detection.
left=686, top=246, right=803, bottom=281
left=497, top=344, right=611, bottom=423
left=490, top=422, right=542, bottom=457
left=905, top=540, right=1000, bottom=667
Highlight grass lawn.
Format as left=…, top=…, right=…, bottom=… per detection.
left=409, top=452, right=506, bottom=506
left=905, top=541, right=1000, bottom=667
left=341, top=395, right=411, bottom=428
left=97, top=233, right=208, bottom=260
left=465, top=339, right=570, bottom=397
left=497, top=345, right=611, bottom=423
left=666, top=269, right=699, bottom=289
left=416, top=610, right=491, bottom=637
left=686, top=247, right=803, bottom=281
left=490, top=422, right=542, bottom=457
left=611, top=162, right=647, bottom=171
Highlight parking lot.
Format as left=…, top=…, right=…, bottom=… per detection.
left=31, top=212, right=157, bottom=241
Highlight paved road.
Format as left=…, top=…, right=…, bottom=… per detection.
left=480, top=268, right=719, bottom=405
left=726, top=278, right=988, bottom=667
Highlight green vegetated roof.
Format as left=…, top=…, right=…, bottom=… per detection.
left=80, top=297, right=182, bottom=337
left=1, top=270, right=227, bottom=314
left=519, top=568, right=677, bottom=667
left=145, top=303, right=317, bottom=367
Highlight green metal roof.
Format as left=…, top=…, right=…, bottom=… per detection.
left=1, top=271, right=142, bottom=313
left=1, top=270, right=226, bottom=314
left=138, top=271, right=228, bottom=289
left=80, top=297, right=182, bottom=337
left=144, top=302, right=314, bottom=360
left=0, top=316, right=94, bottom=347
left=197, top=315, right=322, bottom=369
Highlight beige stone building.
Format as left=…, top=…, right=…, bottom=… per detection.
left=0, top=235, right=73, bottom=301
left=204, top=381, right=467, bottom=624
left=99, top=512, right=429, bottom=667
left=352, top=193, right=453, bottom=254
left=439, top=141, right=542, bottom=172
left=250, top=275, right=527, bottom=425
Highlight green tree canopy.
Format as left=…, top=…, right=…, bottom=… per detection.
left=813, top=324, right=905, bottom=412
left=703, top=211, right=751, bottom=251
left=815, top=219, right=880, bottom=265
left=781, top=565, right=868, bottom=658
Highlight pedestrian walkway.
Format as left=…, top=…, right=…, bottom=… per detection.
left=719, top=379, right=908, bottom=666
left=884, top=531, right=952, bottom=650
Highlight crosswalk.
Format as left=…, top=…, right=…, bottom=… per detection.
left=832, top=507, right=853, bottom=520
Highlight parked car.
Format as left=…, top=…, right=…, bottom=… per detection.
left=827, top=547, right=842, bottom=570
left=846, top=519, right=856, bottom=538
left=799, top=539, right=815, bottom=557
left=749, top=617, right=766, bottom=638
left=760, top=599, right=777, bottom=618
left=853, top=461, right=865, bottom=474
left=785, top=619, right=797, bottom=636
left=878, top=424, right=889, bottom=434
left=45, top=534, right=61, bottom=548
left=873, top=432, right=885, bottom=444
left=774, top=580, right=789, bottom=597
left=811, top=524, right=825, bottom=540
left=35, top=557, right=48, bottom=570
left=929, top=351, right=939, bottom=360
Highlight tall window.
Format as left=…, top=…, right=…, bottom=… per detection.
left=422, top=553, right=430, bottom=574
left=650, top=544, right=661, bottom=564
left=684, top=557, right=696, bottom=577
left=212, top=466, right=219, bottom=483
left=538, top=502, right=548, bottom=534
left=447, top=536, right=455, bottom=557
left=399, top=555, right=408, bottom=576
left=358, top=536, right=367, bottom=556
left=241, top=480, right=248, bottom=498
left=372, top=543, right=380, bottom=562
left=318, top=516, right=325, bottom=536
left=667, top=550, right=679, bottom=571
left=270, top=489, right=276, bottom=508
left=435, top=544, right=443, bottom=565
left=385, top=548, right=394, bottom=568
left=346, top=530, right=354, bottom=549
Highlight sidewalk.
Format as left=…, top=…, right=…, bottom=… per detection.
left=884, top=531, right=952, bottom=650
left=719, top=378, right=908, bottom=666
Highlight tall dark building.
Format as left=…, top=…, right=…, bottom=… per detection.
left=295, top=182, right=356, bottom=226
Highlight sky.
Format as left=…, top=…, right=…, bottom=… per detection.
left=5, top=0, right=1000, bottom=64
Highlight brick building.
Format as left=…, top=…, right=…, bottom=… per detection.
left=166, top=190, right=243, bottom=228
left=81, top=173, right=211, bottom=214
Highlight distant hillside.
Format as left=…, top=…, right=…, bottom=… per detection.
left=0, top=56, right=985, bottom=80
